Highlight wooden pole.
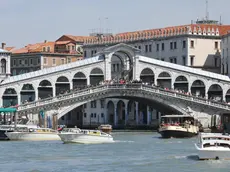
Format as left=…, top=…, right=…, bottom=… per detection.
left=52, top=114, right=58, bottom=130
left=14, top=111, right=18, bottom=129
left=44, top=112, right=47, bottom=128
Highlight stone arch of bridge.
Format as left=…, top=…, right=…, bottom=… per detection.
left=56, top=91, right=189, bottom=119
left=55, top=76, right=70, bottom=95
left=38, top=80, right=53, bottom=99
left=104, top=43, right=140, bottom=81
left=89, top=67, right=104, bottom=85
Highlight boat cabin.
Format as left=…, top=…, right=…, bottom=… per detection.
left=199, top=133, right=230, bottom=149
left=161, top=115, right=196, bottom=126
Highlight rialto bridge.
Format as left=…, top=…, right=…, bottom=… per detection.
left=1, top=43, right=230, bottom=128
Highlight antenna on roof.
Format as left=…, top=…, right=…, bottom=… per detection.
left=219, top=15, right=222, bottom=25
left=205, top=0, right=209, bottom=21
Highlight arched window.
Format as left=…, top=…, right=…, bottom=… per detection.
left=1, top=59, right=6, bottom=74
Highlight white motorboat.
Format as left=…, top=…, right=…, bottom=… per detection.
left=195, top=132, right=230, bottom=160
left=158, top=115, right=199, bottom=138
left=0, top=124, right=39, bottom=140
left=58, top=128, right=114, bottom=144
left=5, top=128, right=60, bottom=141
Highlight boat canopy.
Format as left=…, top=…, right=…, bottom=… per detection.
left=0, top=108, right=17, bottom=113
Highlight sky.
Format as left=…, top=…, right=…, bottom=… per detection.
left=0, top=0, right=229, bottom=48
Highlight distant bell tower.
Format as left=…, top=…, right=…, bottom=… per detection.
left=0, top=43, right=11, bottom=81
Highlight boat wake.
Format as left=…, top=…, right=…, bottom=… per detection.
left=113, top=140, right=134, bottom=143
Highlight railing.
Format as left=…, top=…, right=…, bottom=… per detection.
left=17, top=84, right=230, bottom=112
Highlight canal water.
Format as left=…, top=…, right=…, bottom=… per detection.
left=0, top=132, right=229, bottom=172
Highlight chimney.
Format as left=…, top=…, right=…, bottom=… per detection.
left=1, top=43, right=6, bottom=49
left=44, top=40, right=47, bottom=43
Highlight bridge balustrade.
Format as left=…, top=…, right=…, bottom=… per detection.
left=17, top=83, right=230, bottom=112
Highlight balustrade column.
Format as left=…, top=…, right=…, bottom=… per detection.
left=135, top=102, right=139, bottom=125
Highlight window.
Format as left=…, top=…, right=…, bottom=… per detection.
left=47, top=47, right=50, bottom=52
left=91, top=101, right=96, bottom=108
left=42, top=47, right=46, bottom=52
left=190, top=56, right=194, bottom=66
left=25, top=59, right=27, bottom=65
left=100, top=99, right=105, bottom=108
left=84, top=51, right=87, bottom=58
left=156, top=44, right=159, bottom=51
left=113, top=64, right=116, bottom=72
left=161, top=43, right=164, bottom=51
left=182, top=56, right=186, bottom=66
left=94, top=113, right=96, bottom=118
left=134, top=46, right=137, bottom=48
left=183, top=40, right=186, bottom=48
left=214, top=58, right=218, bottom=67
left=43, top=58, right=47, bottom=64
left=37, top=58, right=40, bottom=64
left=226, top=63, right=229, bottom=75
left=91, top=50, right=94, bottom=56
left=190, top=40, right=194, bottom=48
left=94, top=50, right=97, bottom=54
left=101, top=113, right=104, bottom=118
left=161, top=58, right=164, bottom=61
left=174, top=58, right=177, bottom=64
left=67, top=58, right=71, bottom=63
left=170, top=58, right=173, bottom=63
left=174, top=42, right=177, bottom=49
left=30, top=59, right=33, bottom=65
left=145, top=45, right=148, bottom=52
left=116, top=64, right=119, bottom=72
left=138, top=46, right=141, bottom=49
left=72, top=46, right=75, bottom=50
left=170, top=42, right=173, bottom=49
left=61, top=59, right=65, bottom=65
left=84, top=113, right=87, bottom=118
left=52, top=58, right=56, bottom=65
left=215, top=41, right=218, bottom=49
left=19, top=60, right=22, bottom=65
left=149, top=45, right=152, bottom=52
left=91, top=113, right=93, bottom=118
left=84, top=103, right=87, bottom=108
left=13, top=59, right=16, bottom=66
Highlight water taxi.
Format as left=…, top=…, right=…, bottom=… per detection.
left=0, top=124, right=39, bottom=140
left=98, top=124, right=112, bottom=134
left=5, top=128, right=60, bottom=141
left=195, top=132, right=230, bottom=160
left=58, top=128, right=114, bottom=144
left=158, top=115, right=199, bottom=138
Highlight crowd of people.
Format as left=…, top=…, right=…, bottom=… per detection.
left=6, top=77, right=230, bottom=108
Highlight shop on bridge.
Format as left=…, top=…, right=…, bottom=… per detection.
left=2, top=88, right=18, bottom=107
left=72, top=72, right=87, bottom=89
left=55, top=76, right=70, bottom=95
left=157, top=72, right=171, bottom=89
left=89, top=68, right=104, bottom=86
left=191, top=80, right=205, bottom=97
left=174, top=76, right=188, bottom=92
left=140, top=68, right=154, bottom=84
left=20, top=84, right=35, bottom=104
left=38, top=80, right=53, bottom=99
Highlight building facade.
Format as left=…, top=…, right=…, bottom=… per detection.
left=83, top=21, right=230, bottom=74
left=0, top=43, right=11, bottom=81
left=10, top=41, right=82, bottom=75
left=221, top=32, right=230, bottom=76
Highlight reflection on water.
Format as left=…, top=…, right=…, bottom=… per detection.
left=1, top=132, right=230, bottom=172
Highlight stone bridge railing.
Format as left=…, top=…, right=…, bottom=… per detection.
left=17, top=84, right=230, bottom=112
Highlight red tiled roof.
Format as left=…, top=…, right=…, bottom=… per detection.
left=12, top=42, right=55, bottom=54
left=84, top=24, right=230, bottom=44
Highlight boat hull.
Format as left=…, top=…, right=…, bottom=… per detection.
left=195, top=144, right=230, bottom=160
left=159, top=130, right=197, bottom=138
left=58, top=133, right=114, bottom=144
left=5, top=132, right=60, bottom=141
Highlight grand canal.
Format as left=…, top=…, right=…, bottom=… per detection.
left=0, top=132, right=229, bottom=172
